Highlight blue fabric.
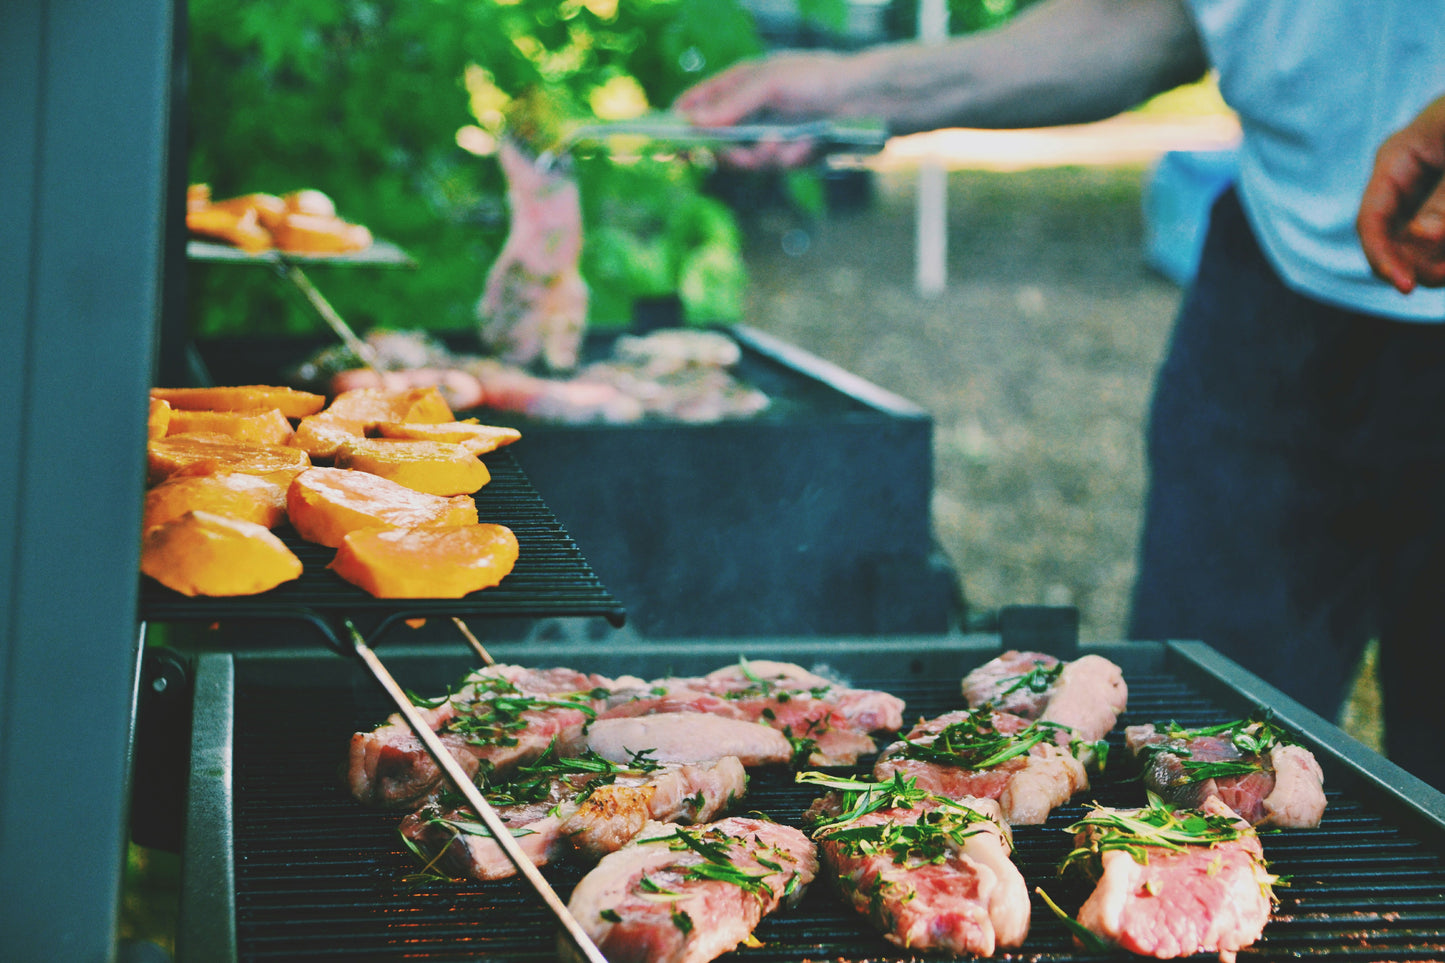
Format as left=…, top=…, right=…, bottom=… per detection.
left=1129, top=188, right=1445, bottom=790
left=1186, top=0, right=1445, bottom=320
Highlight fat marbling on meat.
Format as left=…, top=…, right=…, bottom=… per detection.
left=399, top=750, right=747, bottom=881
left=801, top=773, right=1030, bottom=956
left=562, top=816, right=818, bottom=963
left=1125, top=717, right=1326, bottom=828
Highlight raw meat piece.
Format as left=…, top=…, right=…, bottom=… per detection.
left=563, top=816, right=817, bottom=963
left=1125, top=718, right=1326, bottom=828
left=586, top=712, right=794, bottom=768
left=962, top=650, right=1127, bottom=743
left=873, top=706, right=1094, bottom=825
left=399, top=752, right=747, bottom=880
left=1064, top=796, right=1276, bottom=963
left=803, top=774, right=1030, bottom=956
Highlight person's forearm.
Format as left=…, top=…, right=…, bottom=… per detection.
left=827, top=0, right=1207, bottom=134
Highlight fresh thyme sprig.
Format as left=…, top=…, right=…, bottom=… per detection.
left=890, top=706, right=1091, bottom=770
left=1060, top=793, right=1251, bottom=875
left=1137, top=714, right=1290, bottom=783
left=798, top=771, right=1000, bottom=864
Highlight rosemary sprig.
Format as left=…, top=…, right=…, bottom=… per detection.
left=1060, top=793, right=1251, bottom=875
left=1137, top=714, right=1290, bottom=783
left=798, top=771, right=1000, bottom=863
left=891, top=707, right=1077, bottom=770
left=996, top=659, right=1064, bottom=699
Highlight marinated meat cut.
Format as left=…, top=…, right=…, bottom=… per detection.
left=606, top=660, right=905, bottom=767
left=872, top=706, right=1096, bottom=825
left=478, top=139, right=588, bottom=372
left=346, top=664, right=617, bottom=808
left=803, top=774, right=1030, bottom=956
left=563, top=816, right=818, bottom=963
left=399, top=752, right=746, bottom=880
left=1063, top=796, right=1276, bottom=963
left=962, top=650, right=1128, bottom=744
left=585, top=712, right=794, bottom=768
left=1126, top=718, right=1326, bottom=828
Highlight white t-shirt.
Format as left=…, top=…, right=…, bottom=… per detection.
left=1187, top=0, right=1445, bottom=321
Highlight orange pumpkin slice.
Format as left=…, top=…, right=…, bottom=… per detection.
left=150, top=385, right=326, bottom=419
left=286, top=466, right=478, bottom=548
left=334, top=437, right=490, bottom=496
left=143, top=472, right=288, bottom=532
left=374, top=419, right=522, bottom=456
left=141, top=510, right=302, bottom=596
left=289, top=412, right=366, bottom=459
left=329, top=524, right=519, bottom=598
left=147, top=433, right=311, bottom=487
left=165, top=407, right=294, bottom=446
left=148, top=398, right=172, bottom=440
left=323, top=386, right=455, bottom=430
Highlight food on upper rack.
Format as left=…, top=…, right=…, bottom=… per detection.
left=373, top=419, right=521, bottom=456
left=163, top=407, right=295, bottom=446
left=478, top=138, right=589, bottom=373
left=800, top=773, right=1030, bottom=956
left=147, top=398, right=171, bottom=440
left=333, top=437, right=490, bottom=497
left=872, top=705, right=1099, bottom=825
left=140, top=509, right=302, bottom=597
left=561, top=817, right=818, bottom=963
left=150, top=384, right=327, bottom=419
left=146, top=432, right=312, bottom=487
left=328, top=523, right=518, bottom=599
left=142, top=472, right=288, bottom=532
left=600, top=659, right=906, bottom=767
left=1053, top=795, right=1276, bottom=963
left=347, top=664, right=621, bottom=809
left=398, top=750, right=747, bottom=881
left=291, top=327, right=770, bottom=425
left=186, top=186, right=372, bottom=255
left=962, top=649, right=1128, bottom=744
left=285, top=466, right=477, bottom=548
left=585, top=712, right=795, bottom=768
left=1125, top=716, right=1326, bottom=828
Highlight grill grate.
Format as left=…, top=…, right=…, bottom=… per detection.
left=139, top=449, right=626, bottom=638
left=229, top=665, right=1445, bottom=961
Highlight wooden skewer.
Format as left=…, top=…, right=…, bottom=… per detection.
left=452, top=616, right=497, bottom=666
left=347, top=621, right=607, bottom=963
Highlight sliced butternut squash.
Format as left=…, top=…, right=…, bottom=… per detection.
left=286, top=466, right=478, bottom=548
left=288, top=412, right=366, bottom=459
left=329, top=524, right=519, bottom=598
left=150, top=385, right=326, bottom=419
left=374, top=419, right=522, bottom=456
left=143, top=472, right=288, bottom=531
left=147, top=433, right=311, bottom=487
left=334, top=437, right=490, bottom=496
left=141, top=510, right=302, bottom=596
left=165, top=407, right=294, bottom=446
left=147, top=398, right=171, bottom=440
left=323, top=386, right=455, bottom=430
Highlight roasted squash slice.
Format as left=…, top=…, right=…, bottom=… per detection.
left=148, top=398, right=172, bottom=440
left=141, top=510, right=302, bottom=596
left=334, top=437, right=490, bottom=496
left=323, top=386, right=455, bottom=430
left=374, top=419, right=522, bottom=456
left=150, top=385, right=326, bottom=419
left=286, top=466, right=478, bottom=548
left=143, top=472, right=288, bottom=532
left=165, top=407, right=294, bottom=446
left=289, top=412, right=367, bottom=459
left=147, top=433, right=311, bottom=487
left=329, top=524, right=519, bottom=598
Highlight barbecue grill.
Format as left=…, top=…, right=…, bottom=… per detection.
left=178, top=633, right=1445, bottom=962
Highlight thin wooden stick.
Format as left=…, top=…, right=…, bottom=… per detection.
left=452, top=616, right=497, bottom=666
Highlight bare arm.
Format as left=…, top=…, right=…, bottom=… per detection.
left=1358, top=93, right=1445, bottom=294
left=675, top=0, right=1208, bottom=136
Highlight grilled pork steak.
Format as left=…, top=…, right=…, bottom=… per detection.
left=399, top=754, right=748, bottom=880
left=804, top=778, right=1029, bottom=956
left=346, top=664, right=616, bottom=808
left=563, top=816, right=818, bottom=963
left=1126, top=718, right=1326, bottom=828
left=873, top=707, right=1093, bottom=825
left=1064, top=796, right=1275, bottom=963
left=962, top=650, right=1127, bottom=743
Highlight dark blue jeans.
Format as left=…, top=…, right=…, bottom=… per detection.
left=1129, top=188, right=1445, bottom=791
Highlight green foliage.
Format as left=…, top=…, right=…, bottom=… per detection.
left=186, top=0, right=770, bottom=341
left=887, top=0, right=1045, bottom=38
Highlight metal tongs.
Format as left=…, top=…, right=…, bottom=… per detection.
left=539, top=112, right=889, bottom=169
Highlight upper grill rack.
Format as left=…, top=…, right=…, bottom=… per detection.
left=138, top=449, right=626, bottom=644
left=223, top=656, right=1445, bottom=962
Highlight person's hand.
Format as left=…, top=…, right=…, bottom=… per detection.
left=673, top=51, right=851, bottom=169
left=1358, top=94, right=1445, bottom=294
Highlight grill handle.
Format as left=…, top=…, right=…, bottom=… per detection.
left=347, top=623, right=608, bottom=963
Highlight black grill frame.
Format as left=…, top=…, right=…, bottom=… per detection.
left=178, top=638, right=1445, bottom=962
